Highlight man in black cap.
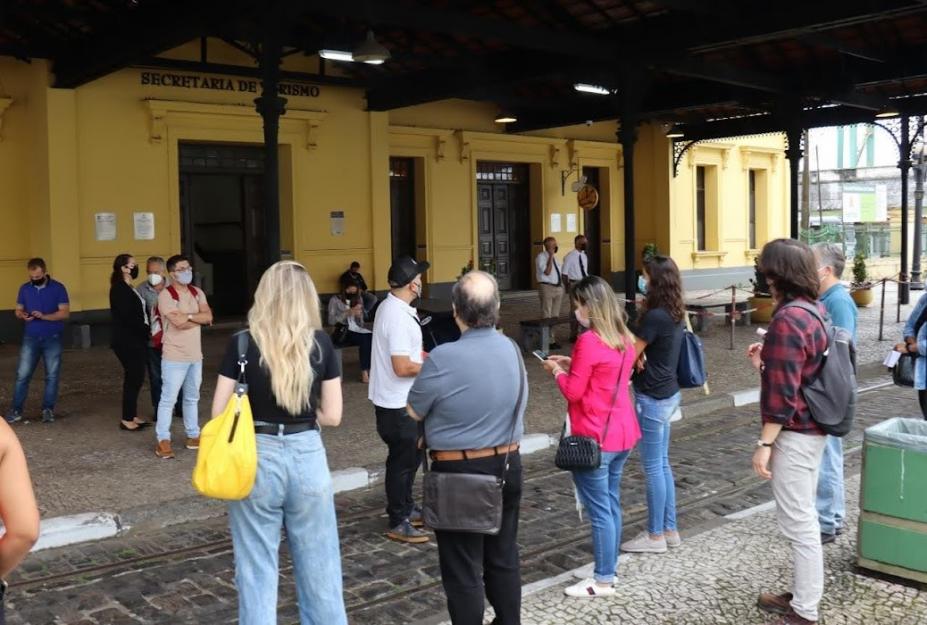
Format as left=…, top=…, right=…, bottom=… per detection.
left=369, top=255, right=431, bottom=543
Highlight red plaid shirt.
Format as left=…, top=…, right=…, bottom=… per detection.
left=759, top=299, right=827, bottom=434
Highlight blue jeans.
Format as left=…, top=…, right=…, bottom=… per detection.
left=571, top=450, right=631, bottom=583
left=155, top=360, right=201, bottom=442
left=636, top=391, right=681, bottom=535
left=12, top=334, right=62, bottom=412
left=228, top=430, right=347, bottom=625
left=816, top=435, right=845, bottom=534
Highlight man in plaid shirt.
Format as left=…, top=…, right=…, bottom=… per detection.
left=746, top=238, right=828, bottom=625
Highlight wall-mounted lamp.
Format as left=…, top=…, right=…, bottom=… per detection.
left=560, top=165, right=587, bottom=195
left=353, top=30, right=391, bottom=65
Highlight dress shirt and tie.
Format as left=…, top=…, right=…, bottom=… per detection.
left=562, top=249, right=589, bottom=281
left=536, top=250, right=564, bottom=319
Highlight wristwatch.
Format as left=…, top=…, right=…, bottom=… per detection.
left=756, top=440, right=773, bottom=448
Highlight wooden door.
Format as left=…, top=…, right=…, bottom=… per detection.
left=477, top=163, right=530, bottom=291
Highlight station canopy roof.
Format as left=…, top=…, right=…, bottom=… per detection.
left=4, top=0, right=927, bottom=140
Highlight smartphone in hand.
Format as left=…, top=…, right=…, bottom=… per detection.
left=532, top=350, right=548, bottom=361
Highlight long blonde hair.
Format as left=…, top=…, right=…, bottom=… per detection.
left=571, top=276, right=633, bottom=350
left=247, top=261, right=323, bottom=414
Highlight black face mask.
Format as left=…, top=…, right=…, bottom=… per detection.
left=554, top=246, right=559, bottom=254
left=31, top=277, right=46, bottom=287
left=579, top=244, right=587, bottom=251
left=129, top=266, right=139, bottom=280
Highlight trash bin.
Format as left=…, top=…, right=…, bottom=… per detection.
left=858, top=417, right=927, bottom=583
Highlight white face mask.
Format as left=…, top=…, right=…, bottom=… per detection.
left=574, top=308, right=591, bottom=329
left=147, top=273, right=164, bottom=287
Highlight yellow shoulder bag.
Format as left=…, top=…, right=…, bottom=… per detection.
left=192, top=331, right=257, bottom=500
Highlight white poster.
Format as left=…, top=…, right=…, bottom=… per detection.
left=133, top=212, right=155, bottom=240
left=566, top=213, right=577, bottom=232
left=330, top=210, right=345, bottom=236
left=550, top=213, right=562, bottom=233
left=842, top=193, right=861, bottom=223
left=95, top=213, right=117, bottom=241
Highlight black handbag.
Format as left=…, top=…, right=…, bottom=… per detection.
left=421, top=340, right=525, bottom=535
left=894, top=352, right=916, bottom=387
left=330, top=323, right=349, bottom=345
left=554, top=353, right=625, bottom=471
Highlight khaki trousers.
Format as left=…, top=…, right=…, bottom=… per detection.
left=538, top=282, right=564, bottom=319
left=770, top=431, right=827, bottom=622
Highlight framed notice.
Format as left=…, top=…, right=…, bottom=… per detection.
left=94, top=213, right=117, bottom=241
left=133, top=212, right=155, bottom=240
left=566, top=213, right=577, bottom=232
left=550, top=213, right=562, bottom=233
left=330, top=210, right=345, bottom=236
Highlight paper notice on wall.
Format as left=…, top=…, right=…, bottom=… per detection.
left=566, top=213, right=577, bottom=232
left=133, top=212, right=155, bottom=240
left=550, top=213, right=562, bottom=233
left=95, top=213, right=117, bottom=241
left=330, top=210, right=345, bottom=236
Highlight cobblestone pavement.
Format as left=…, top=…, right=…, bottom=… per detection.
left=5, top=384, right=921, bottom=624
left=503, top=476, right=927, bottom=625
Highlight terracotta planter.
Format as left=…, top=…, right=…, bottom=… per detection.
left=749, top=295, right=775, bottom=323
left=852, top=287, right=873, bottom=308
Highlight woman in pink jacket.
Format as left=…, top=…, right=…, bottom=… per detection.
left=542, top=276, right=640, bottom=598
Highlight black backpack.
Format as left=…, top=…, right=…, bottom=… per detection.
left=781, top=301, right=857, bottom=437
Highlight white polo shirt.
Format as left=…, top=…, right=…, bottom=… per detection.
left=535, top=251, right=563, bottom=286
left=562, top=249, right=589, bottom=280
left=369, top=293, right=424, bottom=409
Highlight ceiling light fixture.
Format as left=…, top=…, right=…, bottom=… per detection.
left=875, top=108, right=900, bottom=119
left=319, top=49, right=355, bottom=63
left=494, top=112, right=518, bottom=124
left=573, top=83, right=611, bottom=95
left=353, top=30, right=391, bottom=65
left=666, top=125, right=685, bottom=139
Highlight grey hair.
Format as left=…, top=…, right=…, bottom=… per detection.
left=812, top=242, right=846, bottom=279
left=146, top=256, right=166, bottom=267
left=451, top=270, right=500, bottom=329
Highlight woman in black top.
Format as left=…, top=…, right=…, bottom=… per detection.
left=211, top=261, right=347, bottom=625
left=109, top=254, right=150, bottom=431
left=621, top=255, right=686, bottom=554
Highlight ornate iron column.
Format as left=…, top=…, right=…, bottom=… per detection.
left=870, top=116, right=927, bottom=304
left=254, top=21, right=286, bottom=269
left=784, top=126, right=803, bottom=240
left=913, top=129, right=925, bottom=290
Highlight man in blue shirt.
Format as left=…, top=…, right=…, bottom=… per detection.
left=812, top=243, right=857, bottom=544
left=7, top=258, right=70, bottom=424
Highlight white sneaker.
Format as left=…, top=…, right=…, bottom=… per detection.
left=564, top=578, right=616, bottom=598
left=620, top=531, right=667, bottom=553
left=665, top=531, right=682, bottom=548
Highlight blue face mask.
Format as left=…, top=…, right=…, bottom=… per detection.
left=637, top=275, right=648, bottom=295
left=176, top=270, right=194, bottom=286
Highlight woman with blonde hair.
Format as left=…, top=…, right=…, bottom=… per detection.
left=541, top=275, right=640, bottom=597
left=211, top=261, right=347, bottom=625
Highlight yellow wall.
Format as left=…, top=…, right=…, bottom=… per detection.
left=0, top=40, right=792, bottom=315
left=669, top=133, right=789, bottom=271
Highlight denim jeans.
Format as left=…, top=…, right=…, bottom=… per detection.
left=571, top=450, right=632, bottom=583
left=12, top=334, right=62, bottom=412
left=228, top=430, right=347, bottom=625
left=635, top=391, right=681, bottom=535
left=815, top=435, right=845, bottom=534
left=155, top=360, right=201, bottom=442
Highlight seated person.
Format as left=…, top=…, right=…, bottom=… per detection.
left=328, top=282, right=373, bottom=384
left=340, top=261, right=377, bottom=314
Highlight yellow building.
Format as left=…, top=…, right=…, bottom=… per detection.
left=0, top=40, right=789, bottom=340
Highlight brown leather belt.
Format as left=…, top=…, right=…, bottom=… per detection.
left=429, top=443, right=519, bottom=462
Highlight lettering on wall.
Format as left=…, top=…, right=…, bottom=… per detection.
left=140, top=72, right=321, bottom=97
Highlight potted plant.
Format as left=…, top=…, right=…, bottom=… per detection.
left=748, top=258, right=775, bottom=323
left=851, top=251, right=874, bottom=307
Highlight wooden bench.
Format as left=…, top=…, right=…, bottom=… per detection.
left=686, top=300, right=751, bottom=333
left=519, top=316, right=571, bottom=353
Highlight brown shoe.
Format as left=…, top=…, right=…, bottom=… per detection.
left=185, top=437, right=200, bottom=450
left=757, top=592, right=793, bottom=615
left=766, top=609, right=817, bottom=625
left=155, top=440, right=175, bottom=459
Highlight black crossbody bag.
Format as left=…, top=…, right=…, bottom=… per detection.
left=554, top=354, right=624, bottom=471
left=421, top=341, right=525, bottom=535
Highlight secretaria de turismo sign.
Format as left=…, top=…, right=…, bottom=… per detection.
left=140, top=71, right=321, bottom=97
